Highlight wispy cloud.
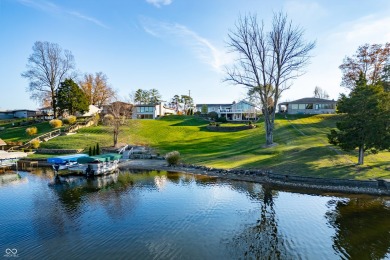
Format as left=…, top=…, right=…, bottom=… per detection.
left=145, top=0, right=173, bottom=8
left=68, top=11, right=109, bottom=29
left=140, top=17, right=233, bottom=72
left=17, top=0, right=108, bottom=29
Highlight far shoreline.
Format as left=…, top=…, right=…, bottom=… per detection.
left=118, top=159, right=390, bottom=197
left=11, top=158, right=390, bottom=197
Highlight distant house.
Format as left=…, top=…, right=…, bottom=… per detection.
left=79, top=105, right=101, bottom=117
left=278, top=98, right=337, bottom=114
left=132, top=102, right=176, bottom=119
left=196, top=100, right=259, bottom=121
left=37, top=107, right=54, bottom=120
left=0, top=109, right=37, bottom=119
left=196, top=103, right=232, bottom=114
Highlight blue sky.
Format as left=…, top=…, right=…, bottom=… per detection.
left=1, top=0, right=390, bottom=110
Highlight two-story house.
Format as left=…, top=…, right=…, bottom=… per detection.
left=132, top=102, right=176, bottom=119
left=196, top=100, right=258, bottom=121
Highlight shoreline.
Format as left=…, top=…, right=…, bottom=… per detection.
left=119, top=160, right=390, bottom=196
left=13, top=158, right=390, bottom=196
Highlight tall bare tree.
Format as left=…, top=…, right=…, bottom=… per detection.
left=80, top=72, right=116, bottom=107
left=225, top=13, right=315, bottom=146
left=22, top=41, right=75, bottom=118
left=103, top=100, right=133, bottom=147
left=313, top=86, right=329, bottom=99
left=339, top=43, right=390, bottom=89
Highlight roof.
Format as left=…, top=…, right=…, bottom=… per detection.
left=279, top=97, right=337, bottom=105
left=196, top=100, right=256, bottom=108
left=0, top=138, right=6, bottom=146
left=196, top=104, right=232, bottom=107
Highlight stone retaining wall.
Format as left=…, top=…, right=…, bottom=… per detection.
left=180, top=164, right=390, bottom=195
left=36, top=149, right=84, bottom=154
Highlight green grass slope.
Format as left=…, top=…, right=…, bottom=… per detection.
left=0, top=121, right=60, bottom=143
left=31, top=115, right=390, bottom=179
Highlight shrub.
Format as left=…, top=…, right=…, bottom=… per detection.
left=63, top=115, right=77, bottom=125
left=25, top=126, right=38, bottom=136
left=93, top=113, right=100, bottom=126
left=216, top=117, right=228, bottom=123
left=216, top=123, right=220, bottom=127
left=248, top=121, right=253, bottom=125
left=165, top=151, right=180, bottom=166
left=30, top=139, right=40, bottom=149
left=208, top=111, right=218, bottom=120
left=103, top=114, right=114, bottom=125
left=50, top=119, right=63, bottom=128
left=194, top=111, right=201, bottom=116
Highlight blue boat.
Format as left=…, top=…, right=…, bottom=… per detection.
left=47, top=154, right=88, bottom=170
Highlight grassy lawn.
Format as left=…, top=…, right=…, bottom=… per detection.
left=0, top=121, right=62, bottom=143
left=21, top=115, right=390, bottom=180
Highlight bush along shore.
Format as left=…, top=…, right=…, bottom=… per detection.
left=119, top=160, right=390, bottom=196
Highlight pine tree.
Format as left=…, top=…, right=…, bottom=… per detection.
left=88, top=146, right=92, bottom=156
left=328, top=72, right=390, bottom=165
left=96, top=143, right=100, bottom=155
left=92, top=146, right=96, bottom=156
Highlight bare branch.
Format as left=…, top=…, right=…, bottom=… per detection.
left=224, top=12, right=315, bottom=145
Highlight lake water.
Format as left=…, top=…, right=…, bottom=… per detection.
left=1, top=169, right=390, bottom=259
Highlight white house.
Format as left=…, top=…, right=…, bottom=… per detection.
left=132, top=103, right=176, bottom=119
left=80, top=105, right=101, bottom=117
left=196, top=100, right=259, bottom=121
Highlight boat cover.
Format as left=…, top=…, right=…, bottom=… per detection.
left=47, top=154, right=88, bottom=164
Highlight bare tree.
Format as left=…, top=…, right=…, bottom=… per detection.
left=22, top=41, right=75, bottom=118
left=339, top=43, right=390, bottom=89
left=313, top=86, right=329, bottom=99
left=225, top=13, right=315, bottom=146
left=80, top=72, right=116, bottom=107
left=103, top=100, right=133, bottom=147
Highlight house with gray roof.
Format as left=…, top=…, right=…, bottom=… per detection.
left=278, top=97, right=337, bottom=114
left=0, top=109, right=37, bottom=119
left=196, top=100, right=259, bottom=121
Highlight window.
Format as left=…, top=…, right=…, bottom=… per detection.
left=306, top=103, right=313, bottom=109
left=298, top=104, right=306, bottom=109
left=291, top=104, right=298, bottom=110
left=137, top=107, right=140, bottom=112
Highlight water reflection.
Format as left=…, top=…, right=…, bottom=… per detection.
left=326, top=198, right=390, bottom=259
left=226, top=184, right=289, bottom=259
left=2, top=170, right=390, bottom=259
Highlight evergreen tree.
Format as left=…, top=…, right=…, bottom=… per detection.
left=328, top=73, right=390, bottom=165
left=92, top=146, right=96, bottom=156
left=88, top=146, right=92, bottom=156
left=57, top=78, right=89, bottom=115
left=96, top=143, right=100, bottom=155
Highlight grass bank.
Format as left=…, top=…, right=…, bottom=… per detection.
left=31, top=115, right=390, bottom=180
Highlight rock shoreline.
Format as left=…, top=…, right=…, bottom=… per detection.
left=119, top=160, right=390, bottom=196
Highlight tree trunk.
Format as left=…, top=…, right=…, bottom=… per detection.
left=113, top=130, right=118, bottom=147
left=52, top=92, right=57, bottom=118
left=358, top=145, right=364, bottom=165
left=264, top=118, right=274, bottom=146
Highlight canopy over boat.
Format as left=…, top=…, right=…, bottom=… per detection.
left=77, top=154, right=122, bottom=164
left=47, top=154, right=88, bottom=164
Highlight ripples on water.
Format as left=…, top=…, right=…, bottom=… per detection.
left=1, top=169, right=390, bottom=259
